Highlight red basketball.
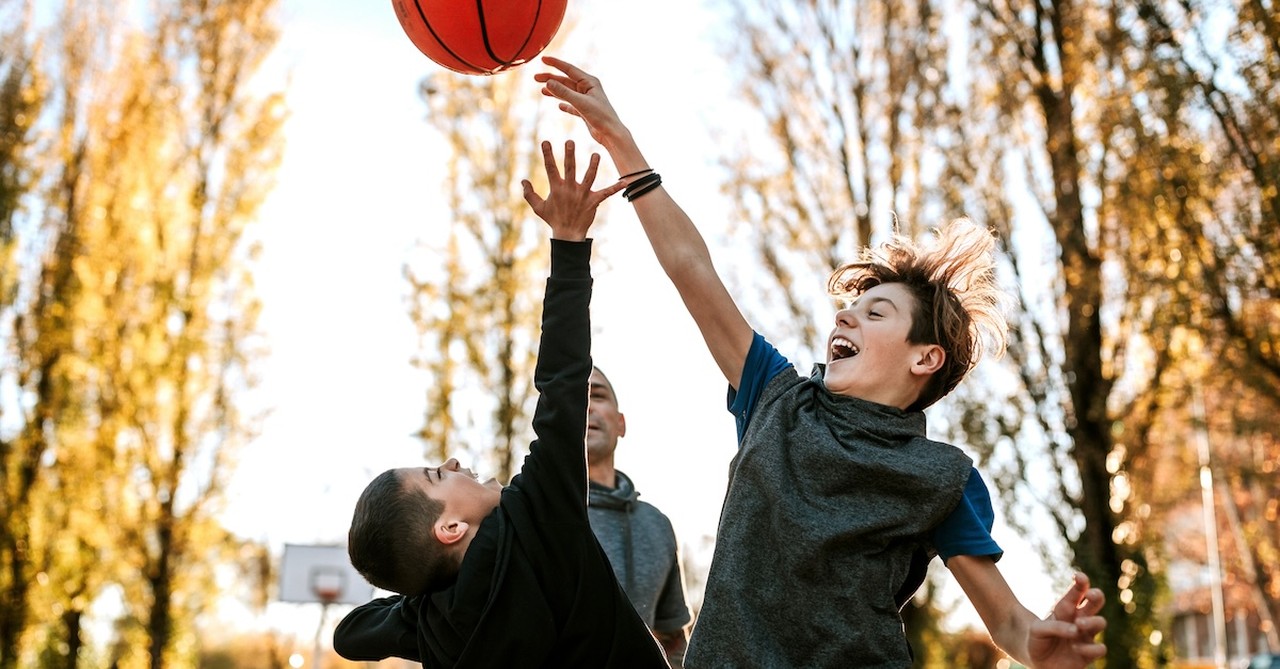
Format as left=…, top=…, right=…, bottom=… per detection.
left=390, top=0, right=568, bottom=76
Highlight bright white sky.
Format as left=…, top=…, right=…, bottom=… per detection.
left=221, top=0, right=1059, bottom=649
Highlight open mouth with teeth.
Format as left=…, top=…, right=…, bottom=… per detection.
left=831, top=336, right=860, bottom=361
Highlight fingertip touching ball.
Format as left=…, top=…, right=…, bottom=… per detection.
left=391, top=0, right=568, bottom=76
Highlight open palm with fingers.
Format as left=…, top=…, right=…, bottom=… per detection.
left=522, top=139, right=623, bottom=241
left=1028, top=572, right=1108, bottom=668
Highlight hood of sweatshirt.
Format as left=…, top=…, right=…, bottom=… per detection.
left=587, top=470, right=640, bottom=511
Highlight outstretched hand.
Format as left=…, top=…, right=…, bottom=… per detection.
left=533, top=57, right=627, bottom=149
left=522, top=140, right=624, bottom=241
left=1027, top=572, right=1108, bottom=668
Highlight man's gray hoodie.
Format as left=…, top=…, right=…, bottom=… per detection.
left=587, top=470, right=692, bottom=635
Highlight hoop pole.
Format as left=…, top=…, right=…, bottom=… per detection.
left=313, top=601, right=332, bottom=669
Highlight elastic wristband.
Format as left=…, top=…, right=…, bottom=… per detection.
left=622, top=172, right=662, bottom=201
left=624, top=175, right=663, bottom=202
left=619, top=167, right=655, bottom=180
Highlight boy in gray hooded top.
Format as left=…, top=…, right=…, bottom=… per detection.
left=535, top=56, right=1110, bottom=669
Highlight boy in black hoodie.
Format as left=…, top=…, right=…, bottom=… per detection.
left=333, top=141, right=670, bottom=668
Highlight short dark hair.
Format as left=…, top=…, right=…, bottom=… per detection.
left=827, top=219, right=1007, bottom=412
left=347, top=469, right=452, bottom=596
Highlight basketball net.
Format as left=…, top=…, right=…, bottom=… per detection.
left=311, top=570, right=344, bottom=605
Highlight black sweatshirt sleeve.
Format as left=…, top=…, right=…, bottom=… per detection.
left=510, top=238, right=593, bottom=521
left=332, top=595, right=422, bottom=663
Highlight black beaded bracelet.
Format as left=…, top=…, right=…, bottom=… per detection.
left=623, top=172, right=662, bottom=202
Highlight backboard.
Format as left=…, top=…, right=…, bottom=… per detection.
left=278, top=543, right=375, bottom=605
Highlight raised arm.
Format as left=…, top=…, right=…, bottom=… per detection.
left=508, top=140, right=622, bottom=516
left=949, top=556, right=1107, bottom=668
left=533, top=56, right=754, bottom=389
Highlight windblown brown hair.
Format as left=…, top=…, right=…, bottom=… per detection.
left=827, top=218, right=1009, bottom=411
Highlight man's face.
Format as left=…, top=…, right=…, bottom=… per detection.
left=586, top=368, right=625, bottom=463
left=399, top=458, right=502, bottom=523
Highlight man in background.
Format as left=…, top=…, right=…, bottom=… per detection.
left=587, top=366, right=693, bottom=667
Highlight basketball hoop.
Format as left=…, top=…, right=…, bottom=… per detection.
left=277, top=545, right=374, bottom=669
left=278, top=544, right=371, bottom=606
left=310, top=569, right=345, bottom=605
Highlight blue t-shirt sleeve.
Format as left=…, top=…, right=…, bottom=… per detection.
left=727, top=333, right=794, bottom=443
left=932, top=468, right=1004, bottom=562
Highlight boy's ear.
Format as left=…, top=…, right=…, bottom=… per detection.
left=434, top=519, right=470, bottom=546
left=911, top=344, right=946, bottom=376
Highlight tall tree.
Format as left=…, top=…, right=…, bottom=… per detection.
left=0, top=1, right=60, bottom=665
left=93, top=1, right=282, bottom=665
left=0, top=0, right=284, bottom=666
left=969, top=0, right=1279, bottom=661
left=959, top=0, right=1154, bottom=662
left=1128, top=0, right=1279, bottom=404
left=1123, top=0, right=1280, bottom=652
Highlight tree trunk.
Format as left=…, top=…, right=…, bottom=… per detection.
left=63, top=608, right=82, bottom=669
left=1032, top=8, right=1143, bottom=663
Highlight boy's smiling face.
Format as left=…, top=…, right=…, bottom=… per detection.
left=824, top=282, right=943, bottom=409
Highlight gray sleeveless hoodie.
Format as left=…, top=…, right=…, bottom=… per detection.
left=686, top=365, right=972, bottom=668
